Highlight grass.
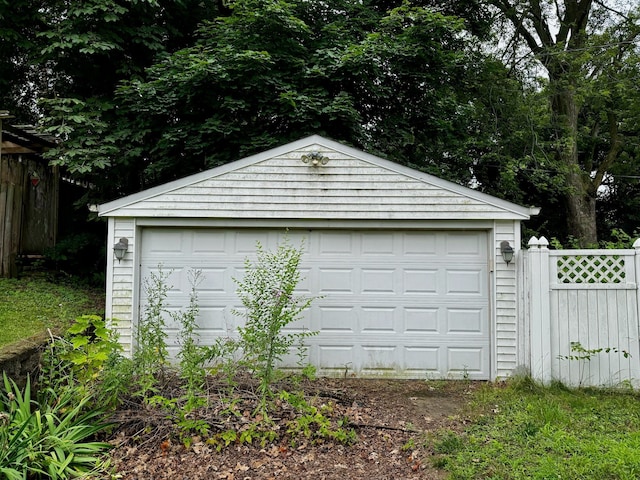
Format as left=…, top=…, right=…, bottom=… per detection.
left=429, top=376, right=640, bottom=479
left=0, top=274, right=104, bottom=348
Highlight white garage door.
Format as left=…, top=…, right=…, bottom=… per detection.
left=139, top=228, right=491, bottom=379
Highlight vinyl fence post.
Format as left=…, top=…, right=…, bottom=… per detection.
left=634, top=239, right=640, bottom=352
left=528, top=236, right=552, bottom=383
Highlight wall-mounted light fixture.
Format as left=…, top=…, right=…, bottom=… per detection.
left=301, top=151, right=329, bottom=167
left=500, top=240, right=514, bottom=265
left=113, top=237, right=129, bottom=263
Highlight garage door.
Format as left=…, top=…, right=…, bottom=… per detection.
left=139, top=228, right=491, bottom=379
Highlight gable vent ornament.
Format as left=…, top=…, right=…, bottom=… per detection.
left=301, top=151, right=329, bottom=167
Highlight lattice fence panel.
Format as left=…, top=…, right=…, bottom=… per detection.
left=556, top=255, right=626, bottom=284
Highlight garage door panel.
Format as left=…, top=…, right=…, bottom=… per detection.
left=404, top=307, right=439, bottom=333
left=318, top=268, right=355, bottom=293
left=444, top=232, right=486, bottom=256
left=318, top=232, right=354, bottom=254
left=293, top=268, right=313, bottom=293
left=318, top=306, right=355, bottom=332
left=360, top=306, right=396, bottom=333
left=404, top=346, right=440, bottom=373
left=446, top=269, right=486, bottom=295
left=197, top=268, right=226, bottom=292
left=446, top=308, right=487, bottom=334
left=402, top=233, right=438, bottom=256
left=233, top=231, right=270, bottom=253
left=197, top=306, right=228, bottom=332
left=318, top=345, right=355, bottom=369
left=192, top=231, right=227, bottom=253
left=403, top=269, right=438, bottom=294
left=144, top=230, right=185, bottom=254
left=140, top=228, right=491, bottom=379
left=361, top=233, right=395, bottom=255
left=361, top=345, right=397, bottom=372
left=361, top=269, right=395, bottom=293
left=141, top=266, right=186, bottom=294
left=447, top=347, right=488, bottom=375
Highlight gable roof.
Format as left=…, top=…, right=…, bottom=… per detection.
left=98, top=135, right=538, bottom=220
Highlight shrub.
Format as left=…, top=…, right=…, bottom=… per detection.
left=233, top=238, right=318, bottom=401
left=0, top=374, right=111, bottom=480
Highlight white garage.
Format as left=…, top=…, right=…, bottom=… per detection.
left=99, top=135, right=537, bottom=380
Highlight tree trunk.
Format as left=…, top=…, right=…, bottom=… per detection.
left=549, top=65, right=599, bottom=246
left=565, top=179, right=598, bottom=246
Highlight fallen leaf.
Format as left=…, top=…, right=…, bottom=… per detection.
left=235, top=463, right=249, bottom=472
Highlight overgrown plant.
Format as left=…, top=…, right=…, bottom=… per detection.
left=63, top=315, right=123, bottom=382
left=174, top=269, right=208, bottom=410
left=39, top=316, right=132, bottom=410
left=234, top=238, right=318, bottom=401
left=134, top=267, right=171, bottom=397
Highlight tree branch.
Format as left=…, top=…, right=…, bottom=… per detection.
left=591, top=111, right=623, bottom=195
left=492, top=0, right=545, bottom=55
left=593, top=0, right=635, bottom=22
left=528, top=0, right=555, bottom=47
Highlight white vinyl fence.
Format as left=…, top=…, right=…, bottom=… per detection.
left=523, top=237, right=640, bottom=387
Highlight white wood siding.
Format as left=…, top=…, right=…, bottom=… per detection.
left=494, top=221, right=519, bottom=377
left=105, top=147, right=522, bottom=220
left=105, top=217, right=136, bottom=354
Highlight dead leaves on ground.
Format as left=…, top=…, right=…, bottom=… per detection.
left=106, top=377, right=470, bottom=479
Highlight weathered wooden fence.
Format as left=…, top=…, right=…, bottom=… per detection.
left=523, top=237, right=640, bottom=387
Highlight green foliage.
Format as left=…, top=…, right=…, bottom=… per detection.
left=43, top=232, right=106, bottom=285
left=63, top=315, right=121, bottom=381
left=559, top=341, right=631, bottom=362
left=488, top=0, right=640, bottom=245
left=557, top=341, right=631, bottom=386
left=38, top=316, right=132, bottom=411
left=551, top=229, right=639, bottom=250
left=173, top=269, right=227, bottom=411
left=209, top=423, right=278, bottom=449
left=234, top=238, right=318, bottom=400
left=281, top=390, right=357, bottom=446
left=32, top=0, right=507, bottom=205
left=133, top=268, right=171, bottom=398
left=0, top=374, right=111, bottom=479
left=430, top=378, right=640, bottom=478
left=599, top=229, right=639, bottom=249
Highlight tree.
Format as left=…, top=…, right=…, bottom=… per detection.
left=0, top=0, right=49, bottom=122
left=51, top=0, right=505, bottom=202
left=488, top=0, right=640, bottom=245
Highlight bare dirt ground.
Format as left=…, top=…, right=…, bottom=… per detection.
left=105, top=377, right=480, bottom=479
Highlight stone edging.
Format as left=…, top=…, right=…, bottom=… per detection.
left=0, top=330, right=57, bottom=388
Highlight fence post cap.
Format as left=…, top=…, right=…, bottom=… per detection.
left=538, top=236, right=549, bottom=246
left=633, top=238, right=640, bottom=249
left=528, top=236, right=540, bottom=247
